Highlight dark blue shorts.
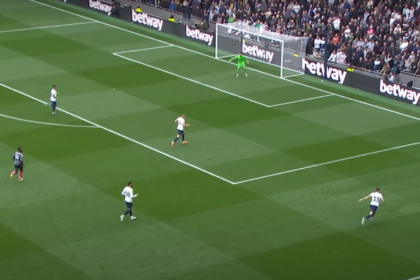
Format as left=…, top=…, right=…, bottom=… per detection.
left=51, top=101, right=57, bottom=107
left=125, top=202, right=133, bottom=209
left=177, top=130, right=184, bottom=136
left=14, top=164, right=23, bottom=171
left=370, top=205, right=378, bottom=214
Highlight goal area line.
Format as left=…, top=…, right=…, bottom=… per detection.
left=216, top=54, right=304, bottom=79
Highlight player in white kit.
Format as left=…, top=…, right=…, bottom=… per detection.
left=120, top=181, right=137, bottom=221
left=359, top=188, right=384, bottom=225
left=171, top=114, right=190, bottom=147
left=46, top=85, right=58, bottom=114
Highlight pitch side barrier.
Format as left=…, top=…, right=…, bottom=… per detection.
left=303, top=57, right=420, bottom=106
left=61, top=0, right=215, bottom=46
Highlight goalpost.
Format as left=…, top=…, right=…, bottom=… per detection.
left=215, top=22, right=309, bottom=79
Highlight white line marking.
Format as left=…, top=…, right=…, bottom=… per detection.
left=0, top=113, right=97, bottom=128
left=0, top=83, right=235, bottom=185
left=284, top=73, right=305, bottom=78
left=113, top=52, right=270, bottom=107
left=268, top=94, right=332, bottom=107
left=0, top=22, right=95, bottom=34
left=232, top=141, right=420, bottom=184
left=284, top=77, right=420, bottom=122
left=405, top=276, right=420, bottom=280
left=115, top=45, right=173, bottom=54
left=29, top=0, right=420, bottom=123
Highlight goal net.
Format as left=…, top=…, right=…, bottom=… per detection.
left=215, top=22, right=308, bottom=79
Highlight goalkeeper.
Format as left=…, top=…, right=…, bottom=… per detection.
left=229, top=52, right=249, bottom=77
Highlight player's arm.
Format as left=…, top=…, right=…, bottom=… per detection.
left=130, top=190, right=138, bottom=198
left=229, top=55, right=239, bottom=62
left=358, top=195, right=370, bottom=202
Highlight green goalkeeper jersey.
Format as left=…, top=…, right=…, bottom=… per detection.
left=234, top=55, right=247, bottom=63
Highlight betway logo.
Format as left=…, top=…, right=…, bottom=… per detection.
left=242, top=43, right=274, bottom=63
left=131, top=10, right=163, bottom=31
left=89, top=0, right=112, bottom=13
left=185, top=26, right=213, bottom=46
left=302, top=59, right=347, bottom=84
left=379, top=80, right=420, bottom=105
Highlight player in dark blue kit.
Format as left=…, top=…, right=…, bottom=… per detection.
left=10, top=147, right=24, bottom=181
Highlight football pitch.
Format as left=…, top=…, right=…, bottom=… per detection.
left=1, top=1, right=420, bottom=279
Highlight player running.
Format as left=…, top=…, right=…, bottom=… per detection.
left=171, top=114, right=190, bottom=147
left=359, top=188, right=384, bottom=225
left=229, top=52, right=249, bottom=77
left=46, top=85, right=58, bottom=114
left=120, top=182, right=137, bottom=222
left=10, top=147, right=24, bottom=181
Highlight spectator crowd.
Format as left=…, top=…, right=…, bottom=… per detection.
left=156, top=0, right=420, bottom=77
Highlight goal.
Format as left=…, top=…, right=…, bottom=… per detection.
left=215, top=22, right=309, bottom=79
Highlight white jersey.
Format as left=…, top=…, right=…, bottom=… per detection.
left=121, top=186, right=136, bottom=203
left=369, top=192, right=383, bottom=207
left=50, top=89, right=57, bottom=102
left=176, top=117, right=185, bottom=131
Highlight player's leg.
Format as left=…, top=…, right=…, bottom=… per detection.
left=181, top=131, right=188, bottom=144
left=127, top=202, right=136, bottom=220
left=171, top=130, right=182, bottom=147
left=121, top=202, right=135, bottom=221
left=51, top=101, right=57, bottom=114
left=18, top=166, right=23, bottom=181
left=236, top=63, right=241, bottom=77
left=10, top=165, right=19, bottom=178
left=10, top=166, right=18, bottom=178
left=237, top=63, right=246, bottom=77
left=362, top=206, right=377, bottom=225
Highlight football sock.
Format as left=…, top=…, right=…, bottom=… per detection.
left=365, top=214, right=371, bottom=219
left=19, top=172, right=23, bottom=179
left=12, top=171, right=17, bottom=175
left=128, top=210, right=132, bottom=216
left=182, top=134, right=185, bottom=141
left=173, top=137, right=179, bottom=142
left=123, top=210, right=130, bottom=216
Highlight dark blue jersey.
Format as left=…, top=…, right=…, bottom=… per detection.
left=13, top=152, right=23, bottom=166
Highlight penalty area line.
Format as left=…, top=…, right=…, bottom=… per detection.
left=114, top=45, right=173, bottom=55
left=0, top=113, right=97, bottom=128
left=0, top=21, right=95, bottom=34
left=233, top=141, right=420, bottom=184
left=0, top=82, right=235, bottom=185
left=405, top=276, right=420, bottom=280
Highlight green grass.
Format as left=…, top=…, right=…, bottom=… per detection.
left=0, top=1, right=419, bottom=280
